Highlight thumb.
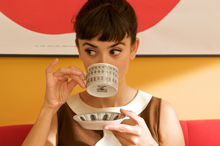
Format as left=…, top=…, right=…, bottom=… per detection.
left=120, top=109, right=144, bottom=126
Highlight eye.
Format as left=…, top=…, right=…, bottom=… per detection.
left=85, top=49, right=97, bottom=56
left=110, top=49, right=121, bottom=56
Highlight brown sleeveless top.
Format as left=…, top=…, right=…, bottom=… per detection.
left=57, top=95, right=161, bottom=146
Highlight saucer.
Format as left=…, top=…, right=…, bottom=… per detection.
left=73, top=112, right=126, bottom=130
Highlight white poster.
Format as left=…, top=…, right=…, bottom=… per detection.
left=0, top=0, right=219, bottom=56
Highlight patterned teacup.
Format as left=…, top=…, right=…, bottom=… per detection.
left=85, top=63, right=118, bottom=98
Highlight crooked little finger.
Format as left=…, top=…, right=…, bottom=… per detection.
left=63, top=74, right=86, bottom=88
left=68, top=65, right=85, bottom=79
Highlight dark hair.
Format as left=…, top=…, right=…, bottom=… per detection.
left=73, top=0, right=137, bottom=46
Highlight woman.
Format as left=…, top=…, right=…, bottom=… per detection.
left=22, top=0, right=185, bottom=145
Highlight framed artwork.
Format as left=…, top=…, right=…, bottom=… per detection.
left=0, top=0, right=220, bottom=57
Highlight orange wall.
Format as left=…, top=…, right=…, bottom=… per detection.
left=1, top=57, right=220, bottom=126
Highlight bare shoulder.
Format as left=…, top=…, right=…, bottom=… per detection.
left=160, top=100, right=177, bottom=119
left=46, top=113, right=58, bottom=146
left=159, top=100, right=185, bottom=146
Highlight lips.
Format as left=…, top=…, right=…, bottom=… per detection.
left=0, top=0, right=179, bottom=34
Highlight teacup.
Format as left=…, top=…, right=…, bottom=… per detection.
left=85, top=63, right=118, bottom=98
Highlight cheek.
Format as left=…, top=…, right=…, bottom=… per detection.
left=81, top=58, right=93, bottom=73
left=80, top=53, right=98, bottom=71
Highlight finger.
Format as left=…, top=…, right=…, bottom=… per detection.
left=62, top=65, right=86, bottom=88
left=63, top=74, right=85, bottom=88
left=104, top=124, right=141, bottom=136
left=120, top=109, right=145, bottom=126
left=113, top=131, right=135, bottom=140
left=68, top=79, right=79, bottom=91
left=113, top=131, right=140, bottom=146
left=112, top=131, right=131, bottom=146
left=54, top=67, right=82, bottom=77
left=68, top=65, right=86, bottom=80
left=45, top=58, right=59, bottom=76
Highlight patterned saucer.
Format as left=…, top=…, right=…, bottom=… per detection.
left=73, top=112, right=126, bottom=130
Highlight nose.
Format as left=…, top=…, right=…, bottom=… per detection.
left=98, top=54, right=109, bottom=64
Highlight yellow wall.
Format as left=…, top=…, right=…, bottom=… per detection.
left=1, top=57, right=220, bottom=126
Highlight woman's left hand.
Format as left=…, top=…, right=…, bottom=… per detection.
left=104, top=109, right=158, bottom=146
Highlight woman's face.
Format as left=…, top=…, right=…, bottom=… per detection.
left=77, top=35, right=139, bottom=83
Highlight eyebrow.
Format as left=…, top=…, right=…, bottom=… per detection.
left=82, top=42, right=125, bottom=48
left=83, top=43, right=98, bottom=48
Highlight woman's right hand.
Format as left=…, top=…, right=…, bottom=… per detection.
left=43, top=58, right=85, bottom=112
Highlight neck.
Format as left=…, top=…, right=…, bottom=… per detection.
left=80, top=79, right=137, bottom=108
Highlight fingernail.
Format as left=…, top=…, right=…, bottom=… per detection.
left=83, top=81, right=86, bottom=87
left=83, top=72, right=86, bottom=77
left=80, top=74, right=85, bottom=80
left=104, top=126, right=109, bottom=130
left=82, top=82, right=86, bottom=88
left=75, top=71, right=81, bottom=75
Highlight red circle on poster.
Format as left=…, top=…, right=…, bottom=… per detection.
left=0, top=0, right=179, bottom=34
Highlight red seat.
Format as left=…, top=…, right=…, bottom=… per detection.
left=180, top=120, right=220, bottom=146
left=1, top=120, right=220, bottom=146
left=0, top=124, right=33, bottom=146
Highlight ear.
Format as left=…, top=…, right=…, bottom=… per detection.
left=130, top=37, right=140, bottom=60
left=75, top=39, right=82, bottom=60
